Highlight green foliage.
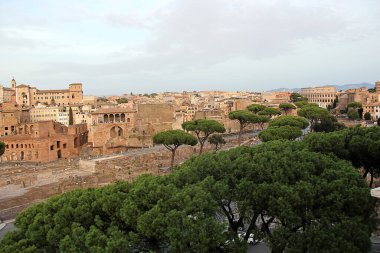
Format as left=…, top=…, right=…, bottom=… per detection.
left=295, top=103, right=342, bottom=133
left=259, top=126, right=302, bottom=142
left=1, top=133, right=377, bottom=253
left=68, top=107, right=74, bottom=126
left=246, top=104, right=266, bottom=114
left=347, top=102, right=362, bottom=108
left=153, top=130, right=197, bottom=167
left=257, top=107, right=281, bottom=117
left=279, top=103, right=296, bottom=115
left=297, top=104, right=332, bottom=131
left=153, top=130, right=198, bottom=148
left=305, top=127, right=380, bottom=187
left=368, top=88, right=376, bottom=93
left=254, top=115, right=271, bottom=130
left=0, top=141, right=5, bottom=157
left=312, top=116, right=346, bottom=132
left=332, top=95, right=339, bottom=108
left=269, top=116, right=309, bottom=129
left=229, top=110, right=257, bottom=125
left=116, top=98, right=128, bottom=104
left=182, top=119, right=225, bottom=154
left=348, top=108, right=360, bottom=120
left=208, top=134, right=226, bottom=150
left=97, top=97, right=108, bottom=102
left=0, top=177, right=226, bottom=252
left=364, top=112, right=371, bottom=121
left=294, top=100, right=308, bottom=108
left=358, top=107, right=364, bottom=119
left=290, top=93, right=308, bottom=102
left=229, top=110, right=259, bottom=145
left=174, top=141, right=375, bottom=253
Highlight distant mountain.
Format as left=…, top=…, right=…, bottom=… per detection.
left=268, top=82, right=374, bottom=92
left=268, top=87, right=300, bottom=92
left=334, top=82, right=373, bottom=91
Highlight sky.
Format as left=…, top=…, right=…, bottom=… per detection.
left=0, top=0, right=379, bottom=95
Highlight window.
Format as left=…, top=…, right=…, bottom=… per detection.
left=57, top=141, right=60, bottom=148
left=50, top=145, right=54, bottom=150
left=63, top=143, right=67, bottom=148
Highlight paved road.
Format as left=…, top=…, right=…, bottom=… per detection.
left=0, top=221, right=16, bottom=241
left=247, top=243, right=270, bottom=253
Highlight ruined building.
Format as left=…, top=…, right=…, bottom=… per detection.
left=0, top=121, right=88, bottom=162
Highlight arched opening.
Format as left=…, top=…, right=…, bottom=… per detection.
left=20, top=151, right=24, bottom=161
left=74, top=137, right=79, bottom=148
left=30, top=125, right=34, bottom=134
left=115, top=114, right=120, bottom=122
left=109, top=114, right=114, bottom=123
left=121, top=113, right=125, bottom=122
left=110, top=126, right=123, bottom=138
left=104, top=114, right=109, bottom=123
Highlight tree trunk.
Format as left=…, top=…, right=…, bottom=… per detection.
left=170, top=149, right=176, bottom=168
left=238, top=125, right=243, bottom=146
left=369, top=168, right=374, bottom=188
left=199, top=142, right=204, bottom=154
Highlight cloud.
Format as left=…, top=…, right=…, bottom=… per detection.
left=42, top=0, right=360, bottom=75
left=0, top=30, right=43, bottom=49
left=5, top=0, right=379, bottom=94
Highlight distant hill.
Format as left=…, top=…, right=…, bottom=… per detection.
left=268, top=88, right=300, bottom=92
left=334, top=82, right=373, bottom=91
left=269, top=82, right=374, bottom=92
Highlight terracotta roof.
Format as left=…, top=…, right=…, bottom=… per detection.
left=16, top=84, right=29, bottom=88
left=36, top=89, right=69, bottom=93
left=92, top=108, right=136, bottom=114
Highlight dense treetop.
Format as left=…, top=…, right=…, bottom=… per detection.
left=246, top=104, right=266, bottom=114
left=182, top=119, right=225, bottom=154
left=1, top=124, right=379, bottom=253
left=290, top=93, right=308, bottom=103
left=269, top=116, right=309, bottom=129
left=257, top=107, right=281, bottom=117
left=259, top=125, right=302, bottom=142
left=153, top=130, right=197, bottom=148
left=305, top=126, right=380, bottom=187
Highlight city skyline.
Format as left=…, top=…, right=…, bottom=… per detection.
left=1, top=0, right=380, bottom=95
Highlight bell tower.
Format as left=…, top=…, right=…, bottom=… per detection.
left=375, top=81, right=380, bottom=93
left=11, top=77, right=16, bottom=90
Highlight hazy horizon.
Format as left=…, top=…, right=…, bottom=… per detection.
left=1, top=0, right=379, bottom=95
